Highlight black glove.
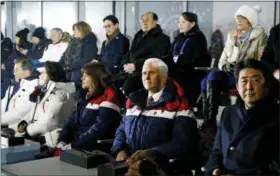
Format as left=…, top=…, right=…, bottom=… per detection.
left=1, top=128, right=16, bottom=138
left=222, top=63, right=236, bottom=73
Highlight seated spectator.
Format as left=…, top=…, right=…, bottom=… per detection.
left=32, top=28, right=71, bottom=66
left=167, top=12, right=211, bottom=105
left=98, top=15, right=129, bottom=74
left=200, top=5, right=267, bottom=128
left=261, top=23, right=280, bottom=80
left=112, top=58, right=199, bottom=175
left=56, top=62, right=121, bottom=151
left=206, top=59, right=279, bottom=176
left=1, top=32, right=13, bottom=65
left=2, top=28, right=32, bottom=79
left=19, top=27, right=51, bottom=60
left=15, top=61, right=76, bottom=148
left=60, top=21, right=98, bottom=85
left=2, top=58, right=39, bottom=127
left=120, top=12, right=171, bottom=95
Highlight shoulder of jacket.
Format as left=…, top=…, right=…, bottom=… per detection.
left=250, top=26, right=266, bottom=39
left=52, top=88, right=69, bottom=102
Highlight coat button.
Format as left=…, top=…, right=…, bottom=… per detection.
left=229, top=146, right=235, bottom=151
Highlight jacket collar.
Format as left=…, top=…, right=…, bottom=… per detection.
left=127, top=79, right=183, bottom=110
left=135, top=24, right=163, bottom=38
left=106, top=29, right=120, bottom=42
left=236, top=96, right=278, bottom=123
left=230, top=25, right=265, bottom=41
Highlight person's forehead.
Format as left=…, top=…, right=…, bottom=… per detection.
left=142, top=13, right=153, bottom=20
left=143, top=63, right=158, bottom=71
left=104, top=20, right=113, bottom=25
left=239, top=68, right=263, bottom=78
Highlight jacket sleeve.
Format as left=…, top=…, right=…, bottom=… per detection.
left=260, top=28, right=275, bottom=70
left=134, top=35, right=171, bottom=72
left=71, top=99, right=120, bottom=150
left=57, top=109, right=77, bottom=144
left=205, top=108, right=226, bottom=175
left=218, top=32, right=233, bottom=70
left=71, top=37, right=98, bottom=70
left=256, top=32, right=268, bottom=60
left=152, top=108, right=199, bottom=159
left=26, top=45, right=46, bottom=60
left=115, top=37, right=130, bottom=67
left=111, top=117, right=128, bottom=156
left=1, top=96, right=34, bottom=125
left=1, top=69, right=10, bottom=99
left=26, top=91, right=69, bottom=136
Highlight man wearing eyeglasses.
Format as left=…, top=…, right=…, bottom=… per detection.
left=98, top=15, right=129, bottom=74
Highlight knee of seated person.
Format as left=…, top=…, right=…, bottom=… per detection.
left=207, top=70, right=224, bottom=80
left=201, top=78, right=208, bottom=90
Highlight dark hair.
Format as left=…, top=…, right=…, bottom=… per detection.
left=181, top=12, right=200, bottom=31
left=141, top=12, right=158, bottom=21
left=103, top=15, right=119, bottom=25
left=81, top=62, right=111, bottom=94
left=14, top=58, right=33, bottom=72
left=44, top=61, right=67, bottom=82
left=234, top=59, right=274, bottom=86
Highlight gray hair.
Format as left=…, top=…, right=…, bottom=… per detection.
left=143, top=58, right=168, bottom=74
left=51, top=28, right=63, bottom=33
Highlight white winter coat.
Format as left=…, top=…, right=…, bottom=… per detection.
left=1, top=78, right=39, bottom=125
left=218, top=26, right=268, bottom=70
left=39, top=42, right=68, bottom=62
left=18, top=81, right=76, bottom=147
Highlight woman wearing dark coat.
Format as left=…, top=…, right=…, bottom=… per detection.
left=60, top=21, right=98, bottom=85
left=2, top=28, right=33, bottom=79
left=23, top=27, right=51, bottom=60
left=167, top=12, right=211, bottom=105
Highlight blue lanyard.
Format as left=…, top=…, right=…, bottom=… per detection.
left=173, top=38, right=189, bottom=56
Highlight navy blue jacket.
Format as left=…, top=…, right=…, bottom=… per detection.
left=206, top=97, right=279, bottom=175
left=26, top=38, right=51, bottom=60
left=99, top=32, right=129, bottom=73
left=1, top=69, right=10, bottom=99
left=58, top=87, right=121, bottom=151
left=112, top=80, right=199, bottom=159
left=70, top=33, right=98, bottom=84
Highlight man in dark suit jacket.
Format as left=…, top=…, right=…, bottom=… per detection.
left=261, top=23, right=279, bottom=80
left=206, top=59, right=279, bottom=176
left=120, top=12, right=171, bottom=96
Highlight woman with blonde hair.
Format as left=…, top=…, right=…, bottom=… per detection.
left=60, top=21, right=98, bottom=84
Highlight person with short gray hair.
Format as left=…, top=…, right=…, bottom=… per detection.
left=112, top=58, right=199, bottom=175
left=120, top=12, right=171, bottom=96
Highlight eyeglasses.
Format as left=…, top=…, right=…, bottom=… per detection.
left=103, top=24, right=113, bottom=29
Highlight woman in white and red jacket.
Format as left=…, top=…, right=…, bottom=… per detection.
left=16, top=61, right=76, bottom=148
left=56, top=62, right=121, bottom=151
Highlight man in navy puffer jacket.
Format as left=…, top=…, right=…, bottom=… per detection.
left=112, top=58, right=199, bottom=175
